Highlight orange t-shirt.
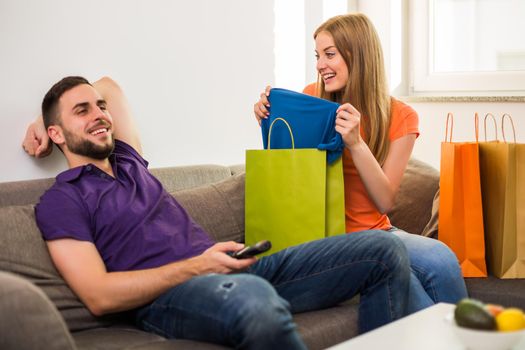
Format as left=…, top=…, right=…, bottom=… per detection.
left=303, top=83, right=420, bottom=233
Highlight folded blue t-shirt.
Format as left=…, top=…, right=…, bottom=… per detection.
left=261, top=88, right=343, bottom=164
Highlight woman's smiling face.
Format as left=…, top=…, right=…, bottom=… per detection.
left=315, top=31, right=349, bottom=93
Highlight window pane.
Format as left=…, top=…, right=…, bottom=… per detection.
left=433, top=0, right=525, bottom=73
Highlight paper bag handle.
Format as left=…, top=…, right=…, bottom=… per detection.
left=483, top=113, right=498, bottom=141
left=268, top=117, right=295, bottom=150
left=444, top=112, right=454, bottom=142
left=501, top=113, right=516, bottom=144
left=474, top=112, right=479, bottom=143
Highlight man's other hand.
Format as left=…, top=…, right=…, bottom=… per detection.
left=22, top=117, right=52, bottom=158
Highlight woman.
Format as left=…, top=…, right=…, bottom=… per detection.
left=254, top=13, right=467, bottom=312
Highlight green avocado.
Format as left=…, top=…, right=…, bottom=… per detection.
left=454, top=298, right=497, bottom=330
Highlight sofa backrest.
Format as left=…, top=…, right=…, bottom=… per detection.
left=0, top=164, right=244, bottom=208
left=0, top=159, right=439, bottom=332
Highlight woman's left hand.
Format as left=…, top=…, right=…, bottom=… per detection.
left=335, top=103, right=362, bottom=148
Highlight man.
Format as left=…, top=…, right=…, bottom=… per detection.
left=23, top=76, right=411, bottom=349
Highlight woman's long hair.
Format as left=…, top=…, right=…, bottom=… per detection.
left=314, top=13, right=391, bottom=165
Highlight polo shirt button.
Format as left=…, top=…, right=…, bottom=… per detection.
left=86, top=165, right=92, bottom=171
left=100, top=173, right=105, bottom=178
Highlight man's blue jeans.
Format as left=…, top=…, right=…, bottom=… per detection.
left=134, top=231, right=411, bottom=349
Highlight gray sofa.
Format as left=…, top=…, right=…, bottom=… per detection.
left=1, top=159, right=524, bottom=350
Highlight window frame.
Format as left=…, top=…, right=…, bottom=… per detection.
left=408, top=0, right=525, bottom=97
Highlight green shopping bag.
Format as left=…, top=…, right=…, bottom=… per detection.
left=326, top=156, right=345, bottom=236
left=245, top=118, right=345, bottom=255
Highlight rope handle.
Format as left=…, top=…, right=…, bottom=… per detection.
left=501, top=113, right=516, bottom=144
left=444, top=112, right=454, bottom=142
left=474, top=112, right=479, bottom=143
left=483, top=113, right=498, bottom=141
left=268, top=117, right=295, bottom=150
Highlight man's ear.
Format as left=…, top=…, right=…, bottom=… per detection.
left=48, top=125, right=65, bottom=145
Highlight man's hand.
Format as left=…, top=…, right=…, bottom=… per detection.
left=22, top=116, right=52, bottom=158
left=195, top=242, right=257, bottom=275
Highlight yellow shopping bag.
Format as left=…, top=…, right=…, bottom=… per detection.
left=479, top=113, right=525, bottom=278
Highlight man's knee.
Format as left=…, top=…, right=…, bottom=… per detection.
left=229, top=275, right=295, bottom=344
left=233, top=274, right=290, bottom=318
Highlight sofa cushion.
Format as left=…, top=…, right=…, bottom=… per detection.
left=0, top=205, right=113, bottom=332
left=389, top=158, right=439, bottom=235
left=172, top=173, right=245, bottom=243
left=420, top=188, right=439, bottom=239
left=0, top=271, right=76, bottom=350
left=73, top=326, right=229, bottom=350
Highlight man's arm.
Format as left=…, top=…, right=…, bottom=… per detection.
left=92, top=77, right=142, bottom=155
left=48, top=239, right=255, bottom=316
left=22, top=76, right=142, bottom=157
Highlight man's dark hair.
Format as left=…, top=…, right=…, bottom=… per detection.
left=41, top=76, right=91, bottom=129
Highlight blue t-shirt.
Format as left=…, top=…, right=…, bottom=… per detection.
left=35, top=140, right=214, bottom=272
left=261, top=88, right=344, bottom=164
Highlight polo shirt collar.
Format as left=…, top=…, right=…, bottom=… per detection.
left=56, top=153, right=118, bottom=183
left=56, top=167, right=84, bottom=183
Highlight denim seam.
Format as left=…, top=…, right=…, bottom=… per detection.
left=387, top=273, right=395, bottom=320
left=140, top=302, right=231, bottom=340
left=140, top=318, right=172, bottom=339
left=410, top=264, right=438, bottom=302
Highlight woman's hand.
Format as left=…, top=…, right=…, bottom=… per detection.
left=22, top=116, right=53, bottom=158
left=335, top=103, right=363, bottom=149
left=253, top=85, right=272, bottom=125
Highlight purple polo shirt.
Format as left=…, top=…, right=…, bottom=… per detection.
left=35, top=140, right=214, bottom=272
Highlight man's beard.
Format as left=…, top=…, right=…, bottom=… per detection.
left=62, top=128, right=115, bottom=160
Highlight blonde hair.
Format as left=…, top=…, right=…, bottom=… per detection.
left=314, top=13, right=391, bottom=165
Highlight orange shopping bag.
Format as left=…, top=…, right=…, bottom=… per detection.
left=438, top=113, right=487, bottom=277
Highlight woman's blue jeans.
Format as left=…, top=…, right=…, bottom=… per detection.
left=389, top=228, right=468, bottom=312
left=134, top=231, right=411, bottom=349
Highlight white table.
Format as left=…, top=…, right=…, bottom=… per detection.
left=327, top=303, right=525, bottom=350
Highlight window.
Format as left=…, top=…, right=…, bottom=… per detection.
left=409, top=0, right=525, bottom=96
left=274, top=0, right=349, bottom=92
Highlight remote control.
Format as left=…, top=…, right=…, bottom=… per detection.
left=231, top=240, right=272, bottom=259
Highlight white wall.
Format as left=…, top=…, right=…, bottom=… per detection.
left=0, top=0, right=274, bottom=182
left=411, top=103, right=525, bottom=171
left=3, top=0, right=524, bottom=183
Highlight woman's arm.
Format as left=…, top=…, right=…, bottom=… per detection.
left=335, top=102, right=416, bottom=214
left=348, top=134, right=415, bottom=214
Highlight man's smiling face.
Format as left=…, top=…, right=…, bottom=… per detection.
left=55, top=84, right=115, bottom=159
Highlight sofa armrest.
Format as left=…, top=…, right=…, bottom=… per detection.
left=0, top=271, right=77, bottom=350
